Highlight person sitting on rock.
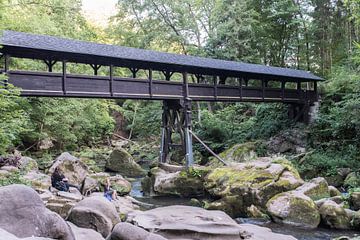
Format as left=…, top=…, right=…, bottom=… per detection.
left=104, top=178, right=117, bottom=201
left=51, top=167, right=70, bottom=192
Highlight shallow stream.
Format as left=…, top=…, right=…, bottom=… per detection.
left=130, top=178, right=359, bottom=240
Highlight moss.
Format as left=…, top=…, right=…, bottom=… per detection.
left=272, top=157, right=301, bottom=179
left=217, top=142, right=257, bottom=162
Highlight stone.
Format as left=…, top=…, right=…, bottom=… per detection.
left=111, top=196, right=140, bottom=220
left=49, top=152, right=89, bottom=186
left=46, top=201, right=76, bottom=219
left=295, top=177, right=330, bottom=201
left=350, top=192, right=360, bottom=211
left=344, top=172, right=360, bottom=189
left=216, top=142, right=257, bottom=163
left=105, top=147, right=146, bottom=177
left=152, top=167, right=206, bottom=197
left=18, top=156, right=38, bottom=172
left=67, top=222, right=104, bottom=240
left=81, top=173, right=131, bottom=196
left=0, top=165, right=19, bottom=172
left=0, top=184, right=74, bottom=240
left=266, top=128, right=306, bottom=154
left=246, top=204, right=268, bottom=219
left=23, top=170, right=52, bottom=192
left=319, top=200, right=351, bottom=229
left=67, top=196, right=120, bottom=238
left=329, top=186, right=342, bottom=197
left=266, top=191, right=320, bottom=229
left=57, top=191, right=83, bottom=201
left=204, top=158, right=303, bottom=217
left=0, top=228, right=55, bottom=240
left=131, top=205, right=296, bottom=240
left=108, top=222, right=167, bottom=240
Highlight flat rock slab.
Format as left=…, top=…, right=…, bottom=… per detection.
left=131, top=205, right=296, bottom=240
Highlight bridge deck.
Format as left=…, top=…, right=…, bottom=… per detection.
left=6, top=70, right=316, bottom=103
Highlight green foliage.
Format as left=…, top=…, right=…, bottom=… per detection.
left=22, top=98, right=116, bottom=150
left=0, top=171, right=30, bottom=187
left=194, top=103, right=290, bottom=153
left=0, top=77, right=28, bottom=155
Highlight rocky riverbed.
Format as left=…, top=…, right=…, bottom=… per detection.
left=1, top=144, right=360, bottom=240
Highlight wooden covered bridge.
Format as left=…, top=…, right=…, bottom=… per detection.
left=0, top=31, right=323, bottom=167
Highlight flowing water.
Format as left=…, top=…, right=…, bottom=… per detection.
left=130, top=178, right=360, bottom=240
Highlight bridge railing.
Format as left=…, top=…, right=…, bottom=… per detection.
left=3, top=70, right=317, bottom=103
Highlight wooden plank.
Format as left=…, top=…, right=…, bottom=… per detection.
left=62, top=60, right=66, bottom=95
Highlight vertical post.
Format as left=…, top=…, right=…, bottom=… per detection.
left=313, top=81, right=318, bottom=100
left=239, top=77, right=243, bottom=100
left=262, top=80, right=265, bottom=101
left=244, top=78, right=249, bottom=87
left=159, top=101, right=167, bottom=163
left=297, top=80, right=301, bottom=101
left=3, top=54, right=9, bottom=88
left=281, top=80, right=286, bottom=101
left=149, top=69, right=153, bottom=98
left=62, top=60, right=67, bottom=95
left=183, top=72, right=193, bottom=169
left=109, top=65, right=114, bottom=97
left=213, top=76, right=218, bottom=100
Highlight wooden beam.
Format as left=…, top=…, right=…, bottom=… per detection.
left=109, top=65, right=114, bottom=96
left=262, top=80, right=265, bottom=101
left=281, top=80, right=286, bottom=101
left=213, top=76, right=218, bottom=99
left=62, top=60, right=67, bottom=95
left=149, top=69, right=153, bottom=97
left=239, top=77, right=243, bottom=100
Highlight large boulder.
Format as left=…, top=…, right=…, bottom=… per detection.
left=82, top=173, right=131, bottom=196
left=18, top=156, right=38, bottom=172
left=105, top=148, right=145, bottom=177
left=23, top=170, right=51, bottom=192
left=350, top=192, right=360, bottom=211
left=266, top=128, right=306, bottom=154
left=295, top=177, right=330, bottom=201
left=344, top=172, right=360, bottom=189
left=67, top=196, right=120, bottom=238
left=108, top=222, right=167, bottom=240
left=150, top=167, right=207, bottom=197
left=131, top=205, right=296, bottom=240
left=67, top=222, right=104, bottom=240
left=319, top=200, right=351, bottom=229
left=49, top=152, right=89, bottom=186
left=266, top=191, right=320, bottom=229
left=204, top=158, right=303, bottom=217
left=0, top=184, right=74, bottom=240
left=0, top=228, right=54, bottom=240
left=216, top=142, right=257, bottom=163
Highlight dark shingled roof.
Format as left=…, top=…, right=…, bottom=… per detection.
left=0, top=30, right=322, bottom=82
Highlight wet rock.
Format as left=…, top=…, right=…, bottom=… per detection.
left=0, top=184, right=74, bottom=240
left=108, top=222, right=167, bottom=240
left=350, top=192, right=360, bottom=210
left=204, top=158, right=303, bottom=217
left=67, top=222, right=104, bottom=240
left=49, top=152, right=88, bottom=186
left=295, top=177, right=329, bottom=201
left=319, top=200, right=351, bottom=229
left=131, top=205, right=296, bottom=240
left=106, top=148, right=145, bottom=177
left=266, top=191, right=320, bottom=229
left=67, top=196, right=120, bottom=238
left=329, top=186, right=341, bottom=197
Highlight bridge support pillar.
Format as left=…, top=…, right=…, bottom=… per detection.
left=159, top=99, right=193, bottom=168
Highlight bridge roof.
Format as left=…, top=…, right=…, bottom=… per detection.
left=0, top=30, right=322, bottom=82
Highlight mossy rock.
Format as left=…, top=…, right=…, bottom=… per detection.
left=106, top=148, right=146, bottom=177
left=217, top=142, right=257, bottom=163
left=319, top=200, right=351, bottom=229
left=266, top=191, right=320, bottom=229
left=344, top=172, right=360, bottom=189
left=296, top=177, right=330, bottom=201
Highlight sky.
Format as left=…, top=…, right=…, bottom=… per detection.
left=81, top=0, right=118, bottom=27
